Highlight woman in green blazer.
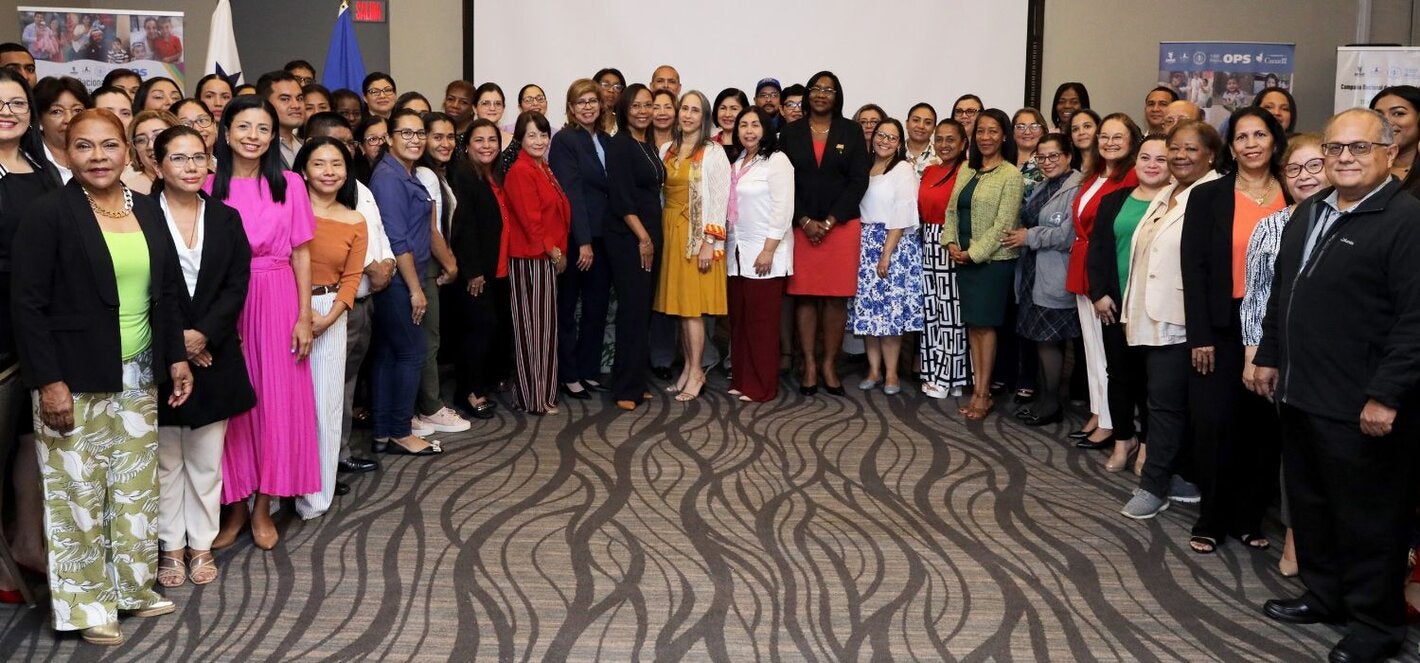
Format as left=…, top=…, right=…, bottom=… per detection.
left=942, top=108, right=1024, bottom=420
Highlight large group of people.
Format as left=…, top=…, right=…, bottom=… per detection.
left=0, top=43, right=1416, bottom=662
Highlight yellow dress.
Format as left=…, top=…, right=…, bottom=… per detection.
left=653, top=154, right=727, bottom=316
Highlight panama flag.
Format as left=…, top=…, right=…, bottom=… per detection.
left=322, top=1, right=367, bottom=92
left=204, top=0, right=243, bottom=85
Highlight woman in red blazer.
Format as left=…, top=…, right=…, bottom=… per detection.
left=502, top=111, right=570, bottom=415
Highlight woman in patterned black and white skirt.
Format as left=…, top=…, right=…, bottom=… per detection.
left=916, top=119, right=970, bottom=398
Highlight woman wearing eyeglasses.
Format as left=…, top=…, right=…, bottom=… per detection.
left=34, top=75, right=90, bottom=184
left=169, top=98, right=217, bottom=154
left=1001, top=133, right=1082, bottom=425
left=779, top=85, right=805, bottom=125
left=474, top=83, right=515, bottom=149
left=951, top=95, right=984, bottom=140
left=362, top=72, right=397, bottom=119
left=1179, top=106, right=1289, bottom=554
left=1065, top=113, right=1140, bottom=450
left=151, top=125, right=254, bottom=588
left=549, top=79, right=615, bottom=401
left=1013, top=108, right=1048, bottom=198
left=353, top=116, right=388, bottom=185
left=594, top=68, right=625, bottom=135
left=781, top=71, right=871, bottom=396
left=853, top=104, right=886, bottom=151
left=1238, top=132, right=1325, bottom=577
left=124, top=110, right=177, bottom=195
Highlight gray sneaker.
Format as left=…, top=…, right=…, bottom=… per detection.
left=1169, top=476, right=1201, bottom=503
left=1121, top=488, right=1170, bottom=520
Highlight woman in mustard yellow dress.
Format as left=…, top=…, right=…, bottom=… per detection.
left=654, top=90, right=729, bottom=401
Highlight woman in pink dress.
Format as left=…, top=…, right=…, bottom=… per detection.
left=204, top=95, right=319, bottom=551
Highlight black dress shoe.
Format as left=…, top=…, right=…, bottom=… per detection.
left=581, top=379, right=610, bottom=393
left=1075, top=433, right=1114, bottom=450
left=799, top=384, right=818, bottom=396
left=1328, top=634, right=1400, bottom=663
left=652, top=366, right=674, bottom=380
left=824, top=383, right=846, bottom=397
left=1020, top=409, right=1063, bottom=426
left=1263, top=597, right=1338, bottom=625
left=337, top=457, right=379, bottom=473
left=334, top=481, right=351, bottom=496
left=560, top=383, right=592, bottom=400
left=1067, top=428, right=1096, bottom=441
left=468, top=401, right=497, bottom=419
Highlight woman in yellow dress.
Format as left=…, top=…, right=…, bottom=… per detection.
left=654, top=90, right=729, bottom=401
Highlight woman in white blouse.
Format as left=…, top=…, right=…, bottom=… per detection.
left=726, top=107, right=794, bottom=402
left=1118, top=120, right=1222, bottom=523
left=851, top=119, right=922, bottom=395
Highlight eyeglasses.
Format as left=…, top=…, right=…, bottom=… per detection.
left=1014, top=122, right=1042, bottom=132
left=343, top=139, right=360, bottom=153
left=292, top=75, right=314, bottom=87
left=953, top=108, right=980, bottom=118
left=181, top=115, right=214, bottom=129
left=363, top=134, right=387, bottom=146
left=521, top=95, right=547, bottom=105
left=46, top=106, right=84, bottom=120
left=1033, top=152, right=1064, bottom=164
left=1284, top=157, right=1326, bottom=178
left=132, top=132, right=163, bottom=148
left=1320, top=141, right=1390, bottom=157
left=393, top=128, right=427, bottom=142
left=0, top=99, right=29, bottom=114
left=478, top=99, right=504, bottom=108
left=756, top=91, right=780, bottom=99
left=858, top=118, right=880, bottom=127
left=873, top=133, right=901, bottom=145
left=598, top=82, right=624, bottom=92
left=1097, top=133, right=1129, bottom=144
left=808, top=86, right=836, bottom=96
left=166, top=153, right=210, bottom=168
left=574, top=98, right=599, bottom=108
left=366, top=86, right=395, bottom=97
left=783, top=101, right=802, bottom=110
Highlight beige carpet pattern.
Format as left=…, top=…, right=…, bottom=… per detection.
left=0, top=378, right=1408, bottom=661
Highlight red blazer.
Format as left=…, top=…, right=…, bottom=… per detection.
left=502, top=151, right=570, bottom=259
left=1066, top=170, right=1138, bottom=295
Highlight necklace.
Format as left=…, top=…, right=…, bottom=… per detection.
left=1236, top=175, right=1274, bottom=205
left=84, top=185, right=133, bottom=218
left=810, top=119, right=830, bottom=135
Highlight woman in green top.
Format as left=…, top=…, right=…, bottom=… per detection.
left=942, top=108, right=1024, bottom=420
left=1087, top=133, right=1172, bottom=473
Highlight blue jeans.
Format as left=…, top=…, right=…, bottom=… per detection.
left=371, top=278, right=427, bottom=439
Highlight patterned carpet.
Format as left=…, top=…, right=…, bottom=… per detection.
left=0, top=372, right=1413, bottom=661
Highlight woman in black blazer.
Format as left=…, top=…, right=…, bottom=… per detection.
left=549, top=78, right=616, bottom=399
left=150, top=126, right=255, bottom=589
left=1179, top=106, right=1289, bottom=554
left=779, top=70, right=871, bottom=395
left=12, top=110, right=191, bottom=645
left=448, top=118, right=511, bottom=419
left=604, top=84, right=665, bottom=409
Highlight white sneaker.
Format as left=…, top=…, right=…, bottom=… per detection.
left=419, top=407, right=471, bottom=433
left=410, top=417, right=434, bottom=437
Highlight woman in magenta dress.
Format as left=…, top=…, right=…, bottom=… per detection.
left=204, top=95, right=319, bottom=551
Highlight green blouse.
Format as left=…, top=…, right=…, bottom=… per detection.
left=102, top=231, right=152, bottom=360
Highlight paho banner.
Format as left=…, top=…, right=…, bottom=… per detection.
left=19, top=6, right=185, bottom=90
left=1335, top=47, right=1420, bottom=112
left=1159, top=42, right=1295, bottom=128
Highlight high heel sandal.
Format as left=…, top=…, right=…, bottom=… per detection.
left=1134, top=443, right=1147, bottom=476
left=1105, top=439, right=1140, bottom=472
left=675, top=375, right=705, bottom=402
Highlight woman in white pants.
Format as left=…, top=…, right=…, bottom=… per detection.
left=153, top=126, right=256, bottom=587
left=294, top=137, right=368, bottom=520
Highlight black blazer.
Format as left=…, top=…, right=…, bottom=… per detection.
left=1181, top=173, right=1292, bottom=347
left=12, top=181, right=187, bottom=392
left=156, top=195, right=257, bottom=429
left=447, top=158, right=504, bottom=283
left=1086, top=186, right=1137, bottom=304
left=779, top=116, right=871, bottom=224
left=549, top=127, right=615, bottom=247
left=605, top=131, right=664, bottom=240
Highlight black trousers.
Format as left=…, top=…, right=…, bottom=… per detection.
left=1280, top=403, right=1417, bottom=649
left=557, top=237, right=612, bottom=384
left=603, top=228, right=659, bottom=402
left=452, top=277, right=511, bottom=402
left=1187, top=317, right=1280, bottom=540
left=1102, top=321, right=1148, bottom=440
left=1140, top=343, right=1189, bottom=499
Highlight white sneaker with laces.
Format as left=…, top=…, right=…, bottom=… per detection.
left=419, top=406, right=471, bottom=433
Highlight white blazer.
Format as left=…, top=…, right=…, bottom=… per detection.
left=726, top=151, right=795, bottom=278
left=1121, top=169, right=1221, bottom=344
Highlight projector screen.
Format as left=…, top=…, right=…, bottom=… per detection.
left=472, top=0, right=1028, bottom=126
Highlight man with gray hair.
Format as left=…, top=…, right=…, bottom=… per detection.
left=1253, top=107, right=1420, bottom=663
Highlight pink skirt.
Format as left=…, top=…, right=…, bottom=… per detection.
left=787, top=218, right=862, bottom=297
left=221, top=260, right=320, bottom=502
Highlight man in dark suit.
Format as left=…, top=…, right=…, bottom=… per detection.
left=1254, top=107, right=1420, bottom=663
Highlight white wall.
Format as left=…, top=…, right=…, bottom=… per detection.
left=472, top=0, right=1027, bottom=123
left=390, top=0, right=462, bottom=99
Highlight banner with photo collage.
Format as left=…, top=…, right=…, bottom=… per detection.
left=1158, top=41, right=1295, bottom=130
left=19, top=6, right=185, bottom=90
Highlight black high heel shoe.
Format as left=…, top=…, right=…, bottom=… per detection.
left=1075, top=432, right=1115, bottom=450
left=799, top=384, right=818, bottom=396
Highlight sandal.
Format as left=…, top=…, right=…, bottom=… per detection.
left=157, top=551, right=186, bottom=588
left=1239, top=533, right=1271, bottom=550
left=964, top=395, right=994, bottom=421
left=188, top=550, right=218, bottom=585
left=1189, top=536, right=1218, bottom=555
